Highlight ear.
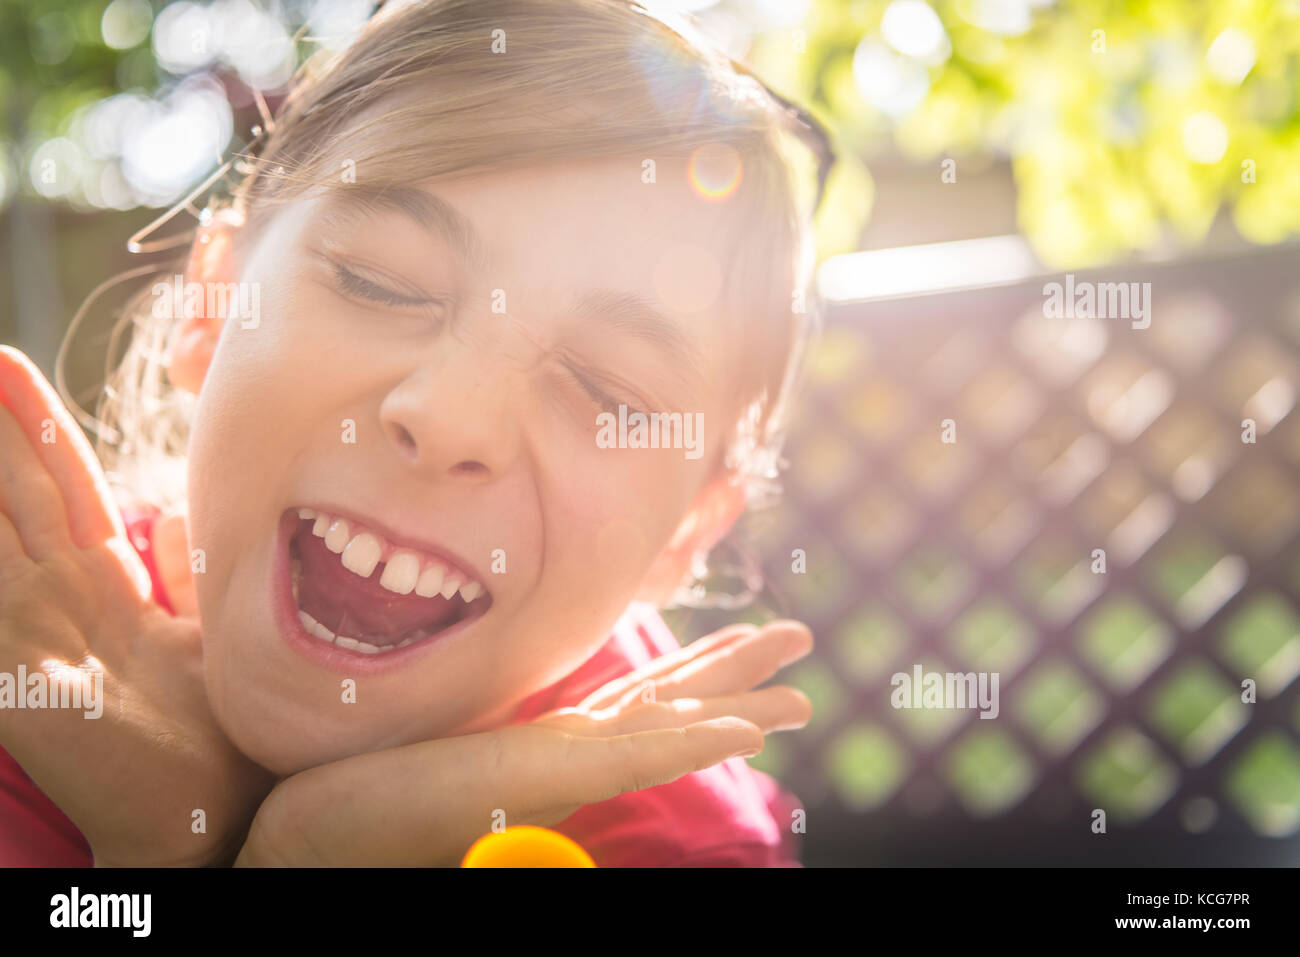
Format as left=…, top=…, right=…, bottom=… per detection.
left=166, top=213, right=241, bottom=396
left=636, top=470, right=747, bottom=606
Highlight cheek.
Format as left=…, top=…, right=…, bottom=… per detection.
left=184, top=272, right=334, bottom=580
left=541, top=449, right=698, bottom=591
left=498, top=457, right=687, bottom=691
left=189, top=256, right=363, bottom=472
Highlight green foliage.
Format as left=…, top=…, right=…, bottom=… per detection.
left=5, top=0, right=1299, bottom=267
left=0, top=0, right=134, bottom=138
left=750, top=0, right=1300, bottom=266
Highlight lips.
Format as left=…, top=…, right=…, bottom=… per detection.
left=285, top=507, right=491, bottom=654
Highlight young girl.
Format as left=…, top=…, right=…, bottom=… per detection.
left=0, top=0, right=821, bottom=866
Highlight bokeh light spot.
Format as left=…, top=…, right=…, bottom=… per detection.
left=1182, top=111, right=1229, bottom=164
left=462, top=826, right=596, bottom=867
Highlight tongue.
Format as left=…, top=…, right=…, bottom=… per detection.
left=294, top=523, right=461, bottom=646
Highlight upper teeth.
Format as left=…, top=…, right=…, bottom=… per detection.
left=414, top=563, right=443, bottom=598
left=342, top=532, right=383, bottom=577
left=297, top=508, right=486, bottom=604
left=380, top=551, right=421, bottom=594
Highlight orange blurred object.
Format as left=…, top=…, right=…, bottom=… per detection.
left=461, top=826, right=597, bottom=868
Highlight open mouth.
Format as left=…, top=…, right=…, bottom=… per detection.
left=285, top=506, right=492, bottom=656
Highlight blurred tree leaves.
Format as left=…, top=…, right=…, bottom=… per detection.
left=2, top=0, right=1299, bottom=269
left=749, top=0, right=1300, bottom=267
left=1, top=0, right=137, bottom=143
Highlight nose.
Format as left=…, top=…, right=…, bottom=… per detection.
left=378, top=345, right=523, bottom=483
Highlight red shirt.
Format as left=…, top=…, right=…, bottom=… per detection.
left=0, top=508, right=803, bottom=867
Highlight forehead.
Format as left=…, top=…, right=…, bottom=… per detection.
left=428, top=156, right=742, bottom=315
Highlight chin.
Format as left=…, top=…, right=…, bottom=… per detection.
left=203, top=641, right=502, bottom=777
left=211, top=702, right=385, bottom=777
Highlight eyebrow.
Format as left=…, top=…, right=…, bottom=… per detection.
left=324, top=185, right=488, bottom=272
left=568, top=289, right=708, bottom=401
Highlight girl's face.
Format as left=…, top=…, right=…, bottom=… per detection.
left=185, top=156, right=748, bottom=774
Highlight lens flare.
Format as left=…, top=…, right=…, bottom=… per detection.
left=688, top=143, right=743, bottom=202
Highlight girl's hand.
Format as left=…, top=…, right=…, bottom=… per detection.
left=0, top=346, right=274, bottom=867
left=236, top=620, right=812, bottom=865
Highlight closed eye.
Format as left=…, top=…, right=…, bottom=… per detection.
left=560, top=361, right=648, bottom=418
left=330, top=260, right=442, bottom=309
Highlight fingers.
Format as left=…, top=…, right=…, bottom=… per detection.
left=241, top=717, right=762, bottom=867
left=573, top=717, right=764, bottom=806
left=0, top=400, right=71, bottom=559
left=242, top=623, right=816, bottom=866
left=552, top=685, right=812, bottom=737
left=612, top=620, right=813, bottom=708
left=0, top=346, right=122, bottom=554
left=576, top=622, right=758, bottom=712
left=0, top=511, right=25, bottom=579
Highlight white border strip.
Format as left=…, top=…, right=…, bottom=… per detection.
left=816, top=234, right=1041, bottom=303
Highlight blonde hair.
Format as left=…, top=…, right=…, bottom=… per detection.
left=72, top=0, right=820, bottom=598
